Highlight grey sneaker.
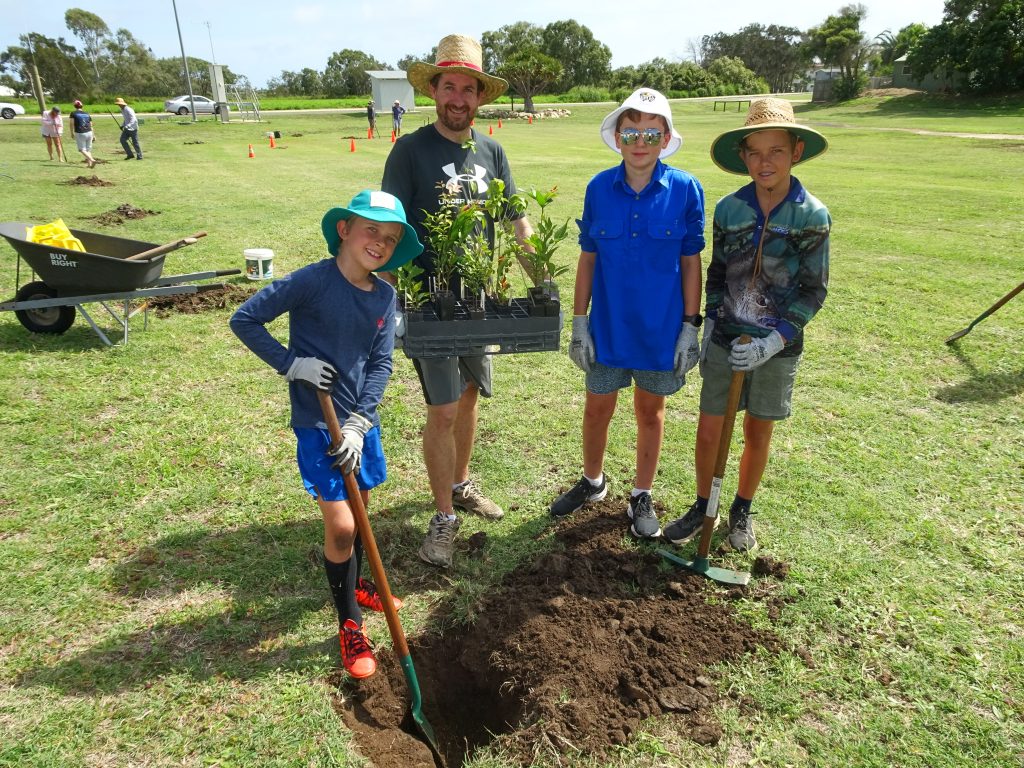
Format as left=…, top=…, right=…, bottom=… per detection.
left=418, top=513, right=461, bottom=568
left=550, top=475, right=608, bottom=517
left=663, top=501, right=705, bottom=544
left=452, top=482, right=503, bottom=520
left=627, top=492, right=661, bottom=538
left=728, top=506, right=757, bottom=552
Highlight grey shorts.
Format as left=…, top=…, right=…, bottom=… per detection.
left=413, top=354, right=492, bottom=406
left=75, top=132, right=93, bottom=152
left=699, top=341, right=799, bottom=420
left=586, top=361, right=684, bottom=397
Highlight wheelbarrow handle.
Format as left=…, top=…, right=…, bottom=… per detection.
left=125, top=231, right=207, bottom=261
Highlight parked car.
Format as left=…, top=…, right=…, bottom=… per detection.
left=163, top=95, right=220, bottom=116
left=0, top=102, right=26, bottom=120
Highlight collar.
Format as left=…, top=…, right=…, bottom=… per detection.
left=737, top=175, right=806, bottom=211
left=612, top=159, right=668, bottom=195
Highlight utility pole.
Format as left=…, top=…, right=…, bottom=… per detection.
left=171, top=0, right=198, bottom=121
left=206, top=21, right=216, bottom=65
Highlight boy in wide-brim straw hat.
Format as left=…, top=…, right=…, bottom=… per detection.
left=663, top=97, right=831, bottom=553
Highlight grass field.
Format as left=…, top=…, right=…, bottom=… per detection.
left=0, top=93, right=1022, bottom=767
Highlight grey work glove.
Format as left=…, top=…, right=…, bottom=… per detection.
left=394, top=310, right=405, bottom=349
left=674, top=322, right=700, bottom=378
left=729, top=330, right=786, bottom=371
left=699, top=314, right=716, bottom=363
left=286, top=356, right=338, bottom=391
left=329, top=412, right=373, bottom=475
left=568, top=315, right=595, bottom=373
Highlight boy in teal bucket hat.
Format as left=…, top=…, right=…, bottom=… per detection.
left=231, top=190, right=422, bottom=679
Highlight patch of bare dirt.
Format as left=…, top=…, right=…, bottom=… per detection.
left=863, top=88, right=925, bottom=97
left=63, top=175, right=112, bottom=187
left=146, top=283, right=257, bottom=315
left=333, top=499, right=790, bottom=767
left=89, top=203, right=160, bottom=226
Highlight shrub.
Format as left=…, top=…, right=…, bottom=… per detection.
left=558, top=85, right=612, bottom=103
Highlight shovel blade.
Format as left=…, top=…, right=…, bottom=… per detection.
left=399, top=655, right=445, bottom=767
left=658, top=548, right=751, bottom=586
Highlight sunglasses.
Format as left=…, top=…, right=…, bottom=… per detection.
left=617, top=127, right=664, bottom=146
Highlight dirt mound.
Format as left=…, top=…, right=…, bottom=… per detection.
left=63, top=175, right=112, bottom=187
left=89, top=203, right=159, bottom=226
left=333, top=499, right=788, bottom=767
left=146, top=283, right=257, bottom=314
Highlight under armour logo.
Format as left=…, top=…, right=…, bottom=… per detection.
left=442, top=163, right=489, bottom=196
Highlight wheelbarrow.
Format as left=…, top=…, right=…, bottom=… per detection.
left=0, top=221, right=241, bottom=345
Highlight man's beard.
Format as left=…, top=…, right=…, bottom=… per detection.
left=437, top=104, right=474, bottom=133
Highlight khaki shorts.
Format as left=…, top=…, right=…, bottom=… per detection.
left=699, top=341, right=800, bottom=421
left=413, top=354, right=492, bottom=406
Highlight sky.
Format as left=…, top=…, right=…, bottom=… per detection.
left=2, top=1, right=947, bottom=89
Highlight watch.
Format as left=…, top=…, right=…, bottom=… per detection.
left=683, top=314, right=703, bottom=328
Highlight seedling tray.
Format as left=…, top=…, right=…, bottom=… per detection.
left=403, top=297, right=560, bottom=358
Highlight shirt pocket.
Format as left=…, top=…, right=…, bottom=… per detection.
left=647, top=221, right=685, bottom=273
left=589, top=220, right=623, bottom=241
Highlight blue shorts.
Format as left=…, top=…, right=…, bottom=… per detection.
left=585, top=361, right=684, bottom=396
left=294, top=426, right=386, bottom=501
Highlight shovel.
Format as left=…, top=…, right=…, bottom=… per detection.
left=125, top=231, right=207, bottom=261
left=659, top=335, right=751, bottom=586
left=945, top=278, right=1024, bottom=344
left=316, top=390, right=444, bottom=767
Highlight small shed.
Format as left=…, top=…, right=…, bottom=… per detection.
left=365, top=71, right=415, bottom=113
left=891, top=55, right=964, bottom=92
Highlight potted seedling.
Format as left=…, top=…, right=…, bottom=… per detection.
left=421, top=186, right=481, bottom=320
left=522, top=187, right=571, bottom=316
left=480, top=178, right=527, bottom=309
left=393, top=261, right=430, bottom=318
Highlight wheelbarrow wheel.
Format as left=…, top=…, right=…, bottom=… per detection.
left=14, top=282, right=75, bottom=334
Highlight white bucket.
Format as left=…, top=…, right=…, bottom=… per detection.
left=244, top=248, right=274, bottom=280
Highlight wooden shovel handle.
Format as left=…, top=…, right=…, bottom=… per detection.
left=316, top=390, right=410, bottom=658
left=125, top=231, right=207, bottom=261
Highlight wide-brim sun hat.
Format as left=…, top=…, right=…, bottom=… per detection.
left=711, top=97, right=828, bottom=174
left=600, top=87, right=682, bottom=160
left=114, top=98, right=127, bottom=106
left=321, top=190, right=424, bottom=272
left=407, top=34, right=508, bottom=106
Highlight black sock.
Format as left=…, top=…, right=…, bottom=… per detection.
left=694, top=496, right=709, bottom=514
left=731, top=494, right=753, bottom=514
left=323, top=551, right=361, bottom=627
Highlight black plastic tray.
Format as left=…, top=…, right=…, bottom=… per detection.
left=403, top=297, right=560, bottom=358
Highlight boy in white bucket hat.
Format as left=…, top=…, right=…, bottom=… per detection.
left=231, top=190, right=423, bottom=679
left=550, top=88, right=706, bottom=541
left=663, top=97, right=831, bottom=553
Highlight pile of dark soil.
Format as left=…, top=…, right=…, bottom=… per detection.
left=89, top=203, right=159, bottom=226
left=63, top=175, right=112, bottom=187
left=333, top=499, right=790, bottom=767
left=146, top=283, right=257, bottom=315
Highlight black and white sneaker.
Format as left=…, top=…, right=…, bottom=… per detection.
left=550, top=475, right=607, bottom=517
left=663, top=501, right=705, bottom=544
left=627, top=492, right=661, bottom=538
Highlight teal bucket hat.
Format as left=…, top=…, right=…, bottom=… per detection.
left=321, top=190, right=423, bottom=272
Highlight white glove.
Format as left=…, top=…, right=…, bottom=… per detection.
left=286, top=356, right=338, bottom=391
left=674, top=322, right=700, bottom=378
left=394, top=310, right=405, bottom=349
left=699, top=314, right=716, bottom=363
left=329, top=412, right=373, bottom=475
left=568, top=315, right=595, bottom=373
left=729, top=331, right=786, bottom=371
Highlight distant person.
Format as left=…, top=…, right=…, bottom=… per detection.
left=115, top=97, right=142, bottom=160
left=70, top=99, right=96, bottom=169
left=549, top=88, right=705, bottom=540
left=662, top=97, right=831, bottom=553
left=391, top=99, right=406, bottom=136
left=41, top=106, right=65, bottom=162
left=366, top=99, right=377, bottom=137
left=230, top=189, right=424, bottom=679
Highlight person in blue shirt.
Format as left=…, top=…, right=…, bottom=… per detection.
left=550, top=88, right=706, bottom=540
left=230, top=190, right=422, bottom=679
left=662, top=97, right=830, bottom=553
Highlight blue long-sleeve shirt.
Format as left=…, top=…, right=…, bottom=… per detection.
left=230, top=258, right=396, bottom=428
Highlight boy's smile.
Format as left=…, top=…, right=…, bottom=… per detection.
left=740, top=129, right=804, bottom=193
left=337, top=216, right=404, bottom=277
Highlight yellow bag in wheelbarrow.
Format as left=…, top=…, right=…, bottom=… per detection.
left=26, top=218, right=86, bottom=252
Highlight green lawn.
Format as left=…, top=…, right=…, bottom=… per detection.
left=0, top=94, right=1022, bottom=767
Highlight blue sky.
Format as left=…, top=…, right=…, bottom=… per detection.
left=2, top=1, right=947, bottom=88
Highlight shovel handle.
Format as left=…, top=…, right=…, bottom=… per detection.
left=125, top=231, right=207, bottom=261
left=316, top=390, right=411, bottom=658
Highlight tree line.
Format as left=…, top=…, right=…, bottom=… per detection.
left=3, top=3, right=1021, bottom=105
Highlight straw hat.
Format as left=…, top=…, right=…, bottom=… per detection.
left=114, top=97, right=128, bottom=107
left=407, top=34, right=508, bottom=106
left=599, top=88, right=682, bottom=159
left=321, top=190, right=424, bottom=272
left=711, top=97, right=827, bottom=174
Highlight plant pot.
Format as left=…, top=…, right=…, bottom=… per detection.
left=433, top=291, right=456, bottom=321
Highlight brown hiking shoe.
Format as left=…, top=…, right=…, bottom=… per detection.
left=452, top=482, right=503, bottom=520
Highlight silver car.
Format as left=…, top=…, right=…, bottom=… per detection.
left=164, top=95, right=220, bottom=116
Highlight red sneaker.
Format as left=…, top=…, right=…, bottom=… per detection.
left=355, top=577, right=403, bottom=612
left=340, top=619, right=377, bottom=679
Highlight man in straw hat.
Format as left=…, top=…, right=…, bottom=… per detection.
left=114, top=97, right=142, bottom=160
left=381, top=33, right=536, bottom=569
left=663, top=97, right=831, bottom=553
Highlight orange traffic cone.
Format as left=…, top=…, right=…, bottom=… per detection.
left=391, top=130, right=396, bottom=143
left=528, top=115, right=533, bottom=124
left=248, top=144, right=255, bottom=158
left=498, top=118, right=503, bottom=128
left=488, top=124, right=493, bottom=135
left=350, top=138, right=356, bottom=153
left=269, top=135, right=276, bottom=149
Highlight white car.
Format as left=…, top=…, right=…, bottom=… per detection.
left=0, top=102, right=26, bottom=120
left=163, top=95, right=220, bottom=116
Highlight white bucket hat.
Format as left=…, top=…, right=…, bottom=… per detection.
left=599, top=88, right=682, bottom=159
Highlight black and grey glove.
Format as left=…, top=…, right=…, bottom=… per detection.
left=285, top=356, right=338, bottom=391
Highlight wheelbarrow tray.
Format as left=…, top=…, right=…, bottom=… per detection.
left=0, top=221, right=166, bottom=294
